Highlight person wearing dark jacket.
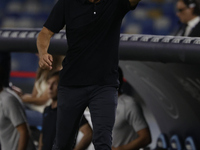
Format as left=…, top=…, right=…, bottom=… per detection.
left=176, top=0, right=200, bottom=37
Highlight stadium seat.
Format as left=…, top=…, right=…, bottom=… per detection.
left=185, top=136, right=197, bottom=150
left=170, top=135, right=182, bottom=150
left=155, top=133, right=169, bottom=150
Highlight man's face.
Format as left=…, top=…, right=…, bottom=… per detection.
left=176, top=0, right=195, bottom=24
left=47, top=75, right=59, bottom=100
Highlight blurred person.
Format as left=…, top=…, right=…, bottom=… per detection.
left=12, top=55, right=64, bottom=128
left=0, top=66, right=36, bottom=150
left=38, top=71, right=93, bottom=150
left=112, top=67, right=151, bottom=150
left=175, top=0, right=200, bottom=37
left=21, top=55, right=64, bottom=113
left=37, top=0, right=141, bottom=149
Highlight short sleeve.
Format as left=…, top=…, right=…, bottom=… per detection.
left=3, top=96, right=26, bottom=127
left=44, top=0, right=65, bottom=33
left=125, top=97, right=148, bottom=132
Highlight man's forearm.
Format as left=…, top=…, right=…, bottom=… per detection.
left=17, top=123, right=29, bottom=150
left=37, top=27, right=54, bottom=56
left=18, top=133, right=29, bottom=150
left=37, top=27, right=54, bottom=70
left=115, top=128, right=151, bottom=150
left=22, top=96, right=49, bottom=105
left=117, top=137, right=148, bottom=150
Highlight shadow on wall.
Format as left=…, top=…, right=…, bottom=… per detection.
left=119, top=60, right=200, bottom=149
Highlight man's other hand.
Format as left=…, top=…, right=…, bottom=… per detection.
left=39, top=53, right=53, bottom=70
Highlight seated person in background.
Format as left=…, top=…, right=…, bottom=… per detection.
left=38, top=71, right=93, bottom=150
left=175, top=0, right=200, bottom=37
left=13, top=55, right=64, bottom=127
left=0, top=66, right=36, bottom=150
left=112, top=67, right=151, bottom=150
left=21, top=55, right=64, bottom=113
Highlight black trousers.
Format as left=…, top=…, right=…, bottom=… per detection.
left=52, top=85, right=118, bottom=150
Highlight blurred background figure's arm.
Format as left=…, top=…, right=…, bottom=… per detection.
left=38, top=133, right=43, bottom=150
left=16, top=123, right=30, bottom=150
left=74, top=122, right=93, bottom=150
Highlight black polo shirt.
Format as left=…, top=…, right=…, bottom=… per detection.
left=44, top=0, right=135, bottom=86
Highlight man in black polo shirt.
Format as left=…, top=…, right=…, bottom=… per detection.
left=36, top=0, right=141, bottom=149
